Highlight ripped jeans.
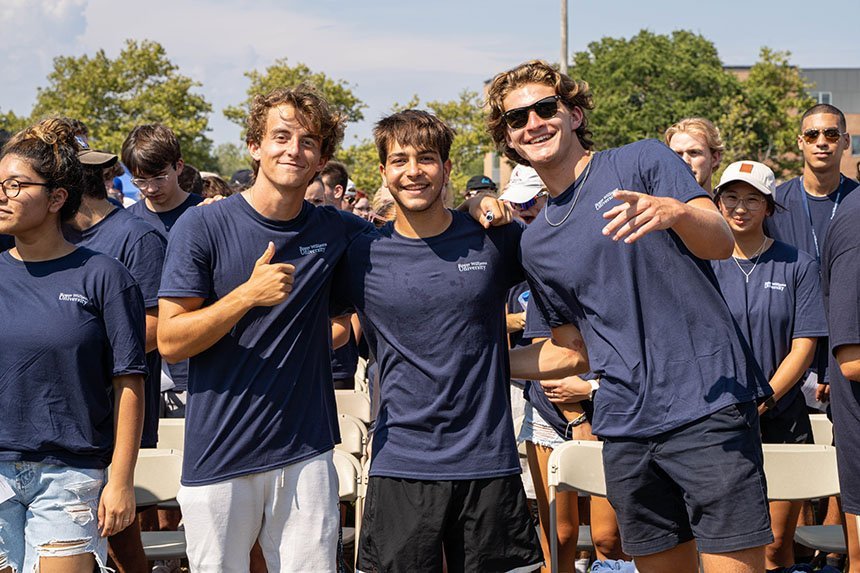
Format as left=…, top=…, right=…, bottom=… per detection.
left=0, top=461, right=108, bottom=572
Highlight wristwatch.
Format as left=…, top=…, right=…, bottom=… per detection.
left=587, top=378, right=600, bottom=401
left=762, top=396, right=777, bottom=412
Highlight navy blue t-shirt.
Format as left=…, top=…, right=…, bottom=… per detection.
left=129, top=193, right=203, bottom=392
left=333, top=211, right=525, bottom=480
left=0, top=234, right=13, bottom=252
left=64, top=207, right=166, bottom=448
left=767, top=176, right=858, bottom=261
left=522, top=140, right=768, bottom=439
left=507, top=282, right=530, bottom=350
left=766, top=176, right=858, bottom=383
left=128, top=193, right=205, bottom=239
left=159, top=195, right=371, bottom=485
left=821, top=189, right=860, bottom=513
left=330, top=332, right=359, bottom=381
left=711, top=241, right=827, bottom=417
left=0, top=248, right=147, bottom=468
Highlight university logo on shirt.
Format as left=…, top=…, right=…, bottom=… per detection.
left=458, top=261, right=488, bottom=272
left=299, top=243, right=327, bottom=255
left=764, top=281, right=787, bottom=292
left=594, top=190, right=616, bottom=211
left=58, top=293, right=89, bottom=305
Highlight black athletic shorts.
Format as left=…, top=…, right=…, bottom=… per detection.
left=602, top=401, right=773, bottom=556
left=356, top=474, right=542, bottom=573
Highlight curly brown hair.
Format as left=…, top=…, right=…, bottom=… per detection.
left=486, top=60, right=594, bottom=166
left=3, top=117, right=84, bottom=221
left=245, top=85, right=345, bottom=175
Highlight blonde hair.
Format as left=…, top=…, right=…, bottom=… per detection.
left=664, top=117, right=724, bottom=155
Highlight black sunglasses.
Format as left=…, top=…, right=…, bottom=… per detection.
left=503, top=96, right=562, bottom=129
left=801, top=128, right=844, bottom=144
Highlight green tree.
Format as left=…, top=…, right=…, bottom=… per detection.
left=340, top=91, right=492, bottom=201
left=338, top=138, right=381, bottom=195
left=213, top=142, right=252, bottom=178
left=719, top=48, right=815, bottom=178
left=30, top=39, right=215, bottom=170
left=0, top=109, right=27, bottom=134
left=224, top=58, right=366, bottom=136
left=572, top=30, right=739, bottom=149
left=426, top=90, right=493, bottom=200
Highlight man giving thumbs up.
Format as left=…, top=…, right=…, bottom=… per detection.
left=157, top=86, right=371, bottom=573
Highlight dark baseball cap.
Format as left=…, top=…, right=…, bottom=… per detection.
left=75, top=136, right=118, bottom=168
left=465, top=175, right=497, bottom=191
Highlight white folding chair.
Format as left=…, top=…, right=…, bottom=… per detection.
left=513, top=415, right=528, bottom=457
left=156, top=418, right=185, bottom=451
left=333, top=449, right=365, bottom=563
left=336, top=389, right=372, bottom=426
left=761, top=444, right=846, bottom=554
left=337, top=413, right=369, bottom=467
left=547, top=440, right=606, bottom=573
left=809, top=413, right=833, bottom=446
left=129, top=449, right=187, bottom=561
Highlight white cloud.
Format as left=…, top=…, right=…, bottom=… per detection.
left=0, top=0, right=89, bottom=114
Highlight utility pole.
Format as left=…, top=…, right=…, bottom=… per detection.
left=560, top=0, right=568, bottom=74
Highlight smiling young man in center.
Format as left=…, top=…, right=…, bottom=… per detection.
left=334, top=109, right=582, bottom=573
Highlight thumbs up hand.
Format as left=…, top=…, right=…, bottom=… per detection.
left=240, top=242, right=295, bottom=307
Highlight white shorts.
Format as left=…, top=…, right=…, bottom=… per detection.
left=177, top=450, right=340, bottom=573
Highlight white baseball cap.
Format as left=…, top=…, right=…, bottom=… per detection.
left=714, top=161, right=775, bottom=196
left=498, top=165, right=545, bottom=204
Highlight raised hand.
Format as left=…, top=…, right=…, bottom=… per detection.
left=240, top=242, right=295, bottom=307
left=601, top=189, right=683, bottom=244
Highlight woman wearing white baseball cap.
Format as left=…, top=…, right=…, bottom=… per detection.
left=499, top=165, right=548, bottom=225
left=710, top=161, right=828, bottom=571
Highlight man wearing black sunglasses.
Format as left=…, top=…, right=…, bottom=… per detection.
left=766, top=103, right=859, bottom=567
left=766, top=104, right=857, bottom=406
left=767, top=104, right=856, bottom=264
left=487, top=60, right=773, bottom=573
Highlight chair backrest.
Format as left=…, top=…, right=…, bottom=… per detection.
left=157, top=418, right=185, bottom=451
left=132, top=449, right=183, bottom=506
left=809, top=414, right=833, bottom=446
left=336, top=413, right=368, bottom=460
left=333, top=449, right=363, bottom=502
left=513, top=415, right=527, bottom=457
left=762, top=444, right=839, bottom=501
left=547, top=440, right=606, bottom=497
left=335, top=390, right=372, bottom=425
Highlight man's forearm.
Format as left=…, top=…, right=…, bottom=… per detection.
left=672, top=199, right=734, bottom=260
left=158, top=289, right=255, bottom=363
left=837, top=344, right=860, bottom=382
left=510, top=338, right=589, bottom=380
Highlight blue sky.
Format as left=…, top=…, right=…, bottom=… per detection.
left=1, top=0, right=857, bottom=149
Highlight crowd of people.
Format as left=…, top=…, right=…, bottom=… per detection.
left=0, top=58, right=858, bottom=573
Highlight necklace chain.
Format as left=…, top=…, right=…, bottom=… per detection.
left=544, top=153, right=593, bottom=228
left=732, top=238, right=769, bottom=283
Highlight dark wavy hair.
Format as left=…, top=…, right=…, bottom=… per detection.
left=3, top=117, right=84, bottom=221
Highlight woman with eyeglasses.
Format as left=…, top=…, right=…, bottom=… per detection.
left=710, top=161, right=828, bottom=571
left=0, top=118, right=146, bottom=573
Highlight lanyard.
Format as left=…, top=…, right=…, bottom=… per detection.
left=799, top=175, right=844, bottom=261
